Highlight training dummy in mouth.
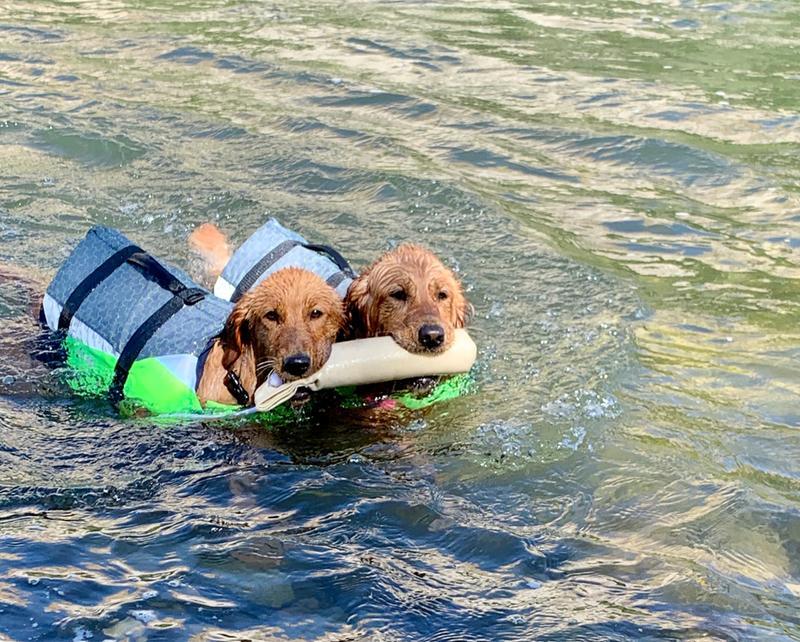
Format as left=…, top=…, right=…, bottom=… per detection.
left=254, top=328, right=477, bottom=412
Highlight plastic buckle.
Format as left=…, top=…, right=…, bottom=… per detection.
left=180, top=288, right=206, bottom=306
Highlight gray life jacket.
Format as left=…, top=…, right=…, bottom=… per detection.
left=213, top=218, right=355, bottom=301
left=42, top=226, right=233, bottom=414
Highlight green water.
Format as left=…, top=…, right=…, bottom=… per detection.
left=1, top=1, right=800, bottom=640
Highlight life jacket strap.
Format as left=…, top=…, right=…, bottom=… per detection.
left=230, top=240, right=297, bottom=303
left=58, top=245, right=142, bottom=331
left=57, top=246, right=207, bottom=332
left=229, top=241, right=355, bottom=303
left=126, top=251, right=206, bottom=302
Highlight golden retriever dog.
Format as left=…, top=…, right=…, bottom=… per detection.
left=197, top=266, right=345, bottom=406
left=344, top=244, right=469, bottom=354
left=1, top=246, right=343, bottom=410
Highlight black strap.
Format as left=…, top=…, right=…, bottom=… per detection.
left=126, top=251, right=205, bottom=303
left=230, top=241, right=355, bottom=303
left=109, top=286, right=206, bottom=406
left=302, top=243, right=356, bottom=279
left=58, top=245, right=142, bottom=331
left=230, top=240, right=297, bottom=303
left=224, top=370, right=251, bottom=407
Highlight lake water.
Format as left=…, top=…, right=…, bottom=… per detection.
left=2, top=1, right=800, bottom=640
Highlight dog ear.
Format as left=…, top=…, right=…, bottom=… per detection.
left=344, top=274, right=374, bottom=338
left=332, top=299, right=347, bottom=335
left=220, top=304, right=250, bottom=370
left=453, top=287, right=471, bottom=329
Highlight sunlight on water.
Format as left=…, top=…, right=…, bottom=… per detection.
left=1, top=0, right=800, bottom=640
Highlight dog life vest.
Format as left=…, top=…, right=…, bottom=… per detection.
left=42, top=226, right=234, bottom=416
left=213, top=218, right=355, bottom=302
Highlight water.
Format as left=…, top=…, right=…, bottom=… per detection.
left=1, top=1, right=800, bottom=639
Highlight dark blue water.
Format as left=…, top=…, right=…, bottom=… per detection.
left=2, top=1, right=800, bottom=640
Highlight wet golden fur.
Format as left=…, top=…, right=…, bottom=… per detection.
left=345, top=244, right=469, bottom=353
left=196, top=267, right=345, bottom=406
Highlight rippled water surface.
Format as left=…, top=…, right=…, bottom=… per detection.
left=2, top=1, right=800, bottom=640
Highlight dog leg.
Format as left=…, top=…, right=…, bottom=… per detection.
left=188, top=223, right=232, bottom=285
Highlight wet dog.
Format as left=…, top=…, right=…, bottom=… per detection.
left=197, top=267, right=345, bottom=406
left=344, top=244, right=469, bottom=353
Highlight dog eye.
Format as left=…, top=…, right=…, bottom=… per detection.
left=390, top=289, right=407, bottom=302
left=437, top=291, right=449, bottom=301
left=309, top=308, right=323, bottom=319
left=265, top=310, right=280, bottom=322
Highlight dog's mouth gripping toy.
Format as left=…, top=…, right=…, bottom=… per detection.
left=254, top=329, right=477, bottom=412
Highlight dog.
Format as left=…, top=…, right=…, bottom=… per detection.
left=190, top=224, right=469, bottom=352
left=189, top=223, right=348, bottom=406
left=8, top=227, right=344, bottom=412
left=196, top=266, right=345, bottom=406
left=344, top=244, right=469, bottom=354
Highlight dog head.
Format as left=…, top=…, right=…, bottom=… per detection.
left=345, top=244, right=468, bottom=354
left=220, top=267, right=345, bottom=383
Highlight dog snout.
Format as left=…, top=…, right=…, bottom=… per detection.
left=418, top=324, right=445, bottom=350
left=282, top=353, right=311, bottom=377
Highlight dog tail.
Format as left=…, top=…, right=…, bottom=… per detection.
left=189, top=223, right=231, bottom=281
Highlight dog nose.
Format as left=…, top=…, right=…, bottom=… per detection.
left=283, top=353, right=311, bottom=376
left=418, top=324, right=445, bottom=349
